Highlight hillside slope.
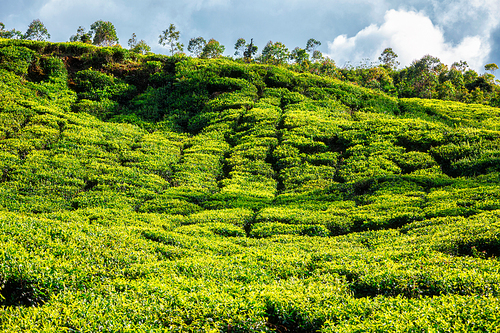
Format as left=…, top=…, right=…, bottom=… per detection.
left=1, top=39, right=500, bottom=332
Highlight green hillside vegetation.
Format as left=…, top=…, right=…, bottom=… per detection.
left=1, top=38, right=500, bottom=332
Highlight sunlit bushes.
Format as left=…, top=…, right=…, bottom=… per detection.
left=399, top=98, right=500, bottom=130
left=2, top=39, right=500, bottom=331
left=0, top=45, right=35, bottom=75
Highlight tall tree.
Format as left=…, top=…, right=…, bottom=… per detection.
left=187, top=37, right=206, bottom=57
left=159, top=24, right=183, bottom=55
left=305, top=38, right=321, bottom=54
left=243, top=39, right=258, bottom=62
left=378, top=48, right=399, bottom=70
left=234, top=38, right=257, bottom=61
left=485, top=63, right=499, bottom=74
left=482, top=63, right=498, bottom=85
left=451, top=60, right=469, bottom=73
left=0, top=22, right=23, bottom=39
left=23, top=19, right=50, bottom=41
left=311, top=50, right=324, bottom=62
left=260, top=41, right=289, bottom=65
left=128, top=33, right=151, bottom=54
left=200, top=39, right=225, bottom=58
left=405, top=55, right=442, bottom=99
left=234, top=38, right=246, bottom=57
left=128, top=33, right=137, bottom=49
left=290, top=47, right=309, bottom=65
left=90, top=20, right=119, bottom=46
left=69, top=26, right=92, bottom=43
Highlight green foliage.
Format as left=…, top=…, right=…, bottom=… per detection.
left=158, top=23, right=182, bottom=55
left=259, top=41, right=290, bottom=65
left=0, top=22, right=23, bottom=39
left=234, top=38, right=258, bottom=62
left=1, top=38, right=500, bottom=332
left=290, top=47, right=309, bottom=65
left=69, top=26, right=92, bottom=43
left=23, top=19, right=51, bottom=41
left=128, top=33, right=151, bottom=55
left=187, top=36, right=206, bottom=58
left=378, top=47, right=399, bottom=70
left=0, top=45, right=35, bottom=75
left=201, top=38, right=225, bottom=59
left=74, top=69, right=135, bottom=105
left=90, top=20, right=119, bottom=46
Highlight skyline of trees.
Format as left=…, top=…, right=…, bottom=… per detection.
left=1, top=18, right=499, bottom=106
left=0, top=19, right=497, bottom=71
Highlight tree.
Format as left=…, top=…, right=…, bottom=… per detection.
left=444, top=65, right=467, bottom=100
left=289, top=39, right=323, bottom=64
left=414, top=54, right=442, bottom=73
left=451, top=60, right=468, bottom=73
left=69, top=26, right=92, bottom=43
left=128, top=33, right=137, bottom=49
left=243, top=39, right=258, bottom=61
left=234, top=38, right=246, bottom=57
left=310, top=57, right=341, bottom=78
left=128, top=33, right=151, bottom=54
left=201, top=39, right=225, bottom=58
left=290, top=47, right=309, bottom=65
left=234, top=38, right=258, bottom=61
left=410, top=55, right=443, bottom=99
left=187, top=37, right=206, bottom=57
left=23, top=19, right=50, bottom=41
left=134, top=41, right=151, bottom=55
left=259, top=41, right=290, bottom=65
left=378, top=48, right=399, bottom=70
left=311, top=50, right=323, bottom=62
left=485, top=63, right=499, bottom=73
left=0, top=22, right=23, bottom=39
left=305, top=38, right=321, bottom=54
left=159, top=24, right=183, bottom=55
left=90, top=20, right=119, bottom=46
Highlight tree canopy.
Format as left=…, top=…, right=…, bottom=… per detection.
left=378, top=48, right=399, bottom=70
left=90, top=20, right=119, bottom=46
left=2, top=18, right=500, bottom=107
left=23, top=19, right=51, bottom=41
left=234, top=38, right=258, bottom=62
left=259, top=41, right=290, bottom=65
left=485, top=63, right=499, bottom=73
left=128, top=33, right=151, bottom=54
left=201, top=39, right=225, bottom=58
left=0, top=22, right=23, bottom=39
left=159, top=24, right=183, bottom=55
left=187, top=37, right=206, bottom=57
left=69, top=26, right=92, bottom=43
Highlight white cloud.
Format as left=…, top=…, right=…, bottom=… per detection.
left=327, top=9, right=491, bottom=71
left=4, top=0, right=498, bottom=66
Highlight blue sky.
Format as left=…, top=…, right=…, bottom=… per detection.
left=1, top=0, right=499, bottom=72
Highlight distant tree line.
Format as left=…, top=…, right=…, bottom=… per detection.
left=1, top=19, right=499, bottom=106
left=0, top=19, right=51, bottom=41
left=341, top=49, right=500, bottom=106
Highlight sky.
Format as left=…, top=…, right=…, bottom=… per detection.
left=1, top=0, right=499, bottom=72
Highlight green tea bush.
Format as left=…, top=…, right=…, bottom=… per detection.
left=250, top=222, right=330, bottom=238
left=0, top=45, right=35, bottom=75
left=74, top=69, right=135, bottom=102
left=183, top=208, right=254, bottom=228
left=1, top=39, right=500, bottom=332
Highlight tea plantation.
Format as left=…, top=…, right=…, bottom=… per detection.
left=1, top=39, right=500, bottom=332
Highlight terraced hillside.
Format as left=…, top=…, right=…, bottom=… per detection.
left=1, top=39, right=500, bottom=332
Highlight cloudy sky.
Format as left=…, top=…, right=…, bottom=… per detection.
left=1, top=0, right=499, bottom=71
